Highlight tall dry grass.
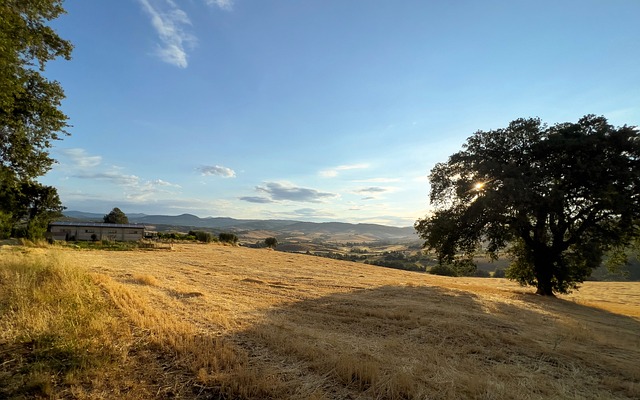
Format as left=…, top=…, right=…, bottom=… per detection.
left=0, top=249, right=205, bottom=398
left=2, top=244, right=639, bottom=399
left=243, top=285, right=640, bottom=399
left=0, top=249, right=126, bottom=397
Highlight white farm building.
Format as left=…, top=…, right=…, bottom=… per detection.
left=49, top=222, right=146, bottom=242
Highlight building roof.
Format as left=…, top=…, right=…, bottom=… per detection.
left=49, top=221, right=146, bottom=229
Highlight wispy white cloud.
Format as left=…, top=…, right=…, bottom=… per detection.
left=60, top=148, right=102, bottom=168
left=152, top=179, right=180, bottom=187
left=74, top=171, right=141, bottom=186
left=126, top=179, right=181, bottom=202
left=137, top=0, right=235, bottom=68
left=319, top=163, right=369, bottom=178
left=205, top=0, right=234, bottom=10
left=198, top=165, right=236, bottom=178
left=137, top=0, right=196, bottom=68
left=73, top=169, right=181, bottom=202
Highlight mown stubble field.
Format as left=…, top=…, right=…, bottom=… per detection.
left=2, top=243, right=640, bottom=399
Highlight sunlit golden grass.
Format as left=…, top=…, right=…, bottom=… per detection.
left=0, top=249, right=233, bottom=398
left=131, top=273, right=160, bottom=286
left=2, top=243, right=639, bottom=399
left=0, top=250, right=127, bottom=398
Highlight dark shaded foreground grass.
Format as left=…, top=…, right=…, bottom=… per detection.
left=1, top=246, right=639, bottom=399
left=238, top=285, right=640, bottom=399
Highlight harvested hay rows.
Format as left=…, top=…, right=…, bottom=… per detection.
left=4, top=244, right=640, bottom=399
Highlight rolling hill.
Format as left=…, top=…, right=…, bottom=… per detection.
left=61, top=211, right=418, bottom=242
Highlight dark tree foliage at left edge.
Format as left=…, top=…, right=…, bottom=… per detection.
left=0, top=1, right=72, bottom=239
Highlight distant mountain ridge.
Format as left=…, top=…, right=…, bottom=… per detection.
left=61, top=211, right=418, bottom=242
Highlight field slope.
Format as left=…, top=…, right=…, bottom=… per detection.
left=2, top=244, right=639, bottom=399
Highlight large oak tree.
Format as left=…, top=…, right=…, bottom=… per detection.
left=415, top=115, right=640, bottom=295
left=0, top=1, right=72, bottom=238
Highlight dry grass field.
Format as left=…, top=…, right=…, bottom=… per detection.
left=1, top=243, right=639, bottom=399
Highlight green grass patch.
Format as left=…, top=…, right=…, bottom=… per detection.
left=65, top=240, right=141, bottom=251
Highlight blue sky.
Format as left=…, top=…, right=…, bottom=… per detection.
left=41, top=0, right=640, bottom=227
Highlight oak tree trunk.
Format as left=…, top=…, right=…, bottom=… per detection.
left=534, top=250, right=556, bottom=296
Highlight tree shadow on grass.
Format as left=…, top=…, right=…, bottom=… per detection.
left=225, top=284, right=640, bottom=399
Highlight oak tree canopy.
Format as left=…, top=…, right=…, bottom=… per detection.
left=415, top=115, right=640, bottom=295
